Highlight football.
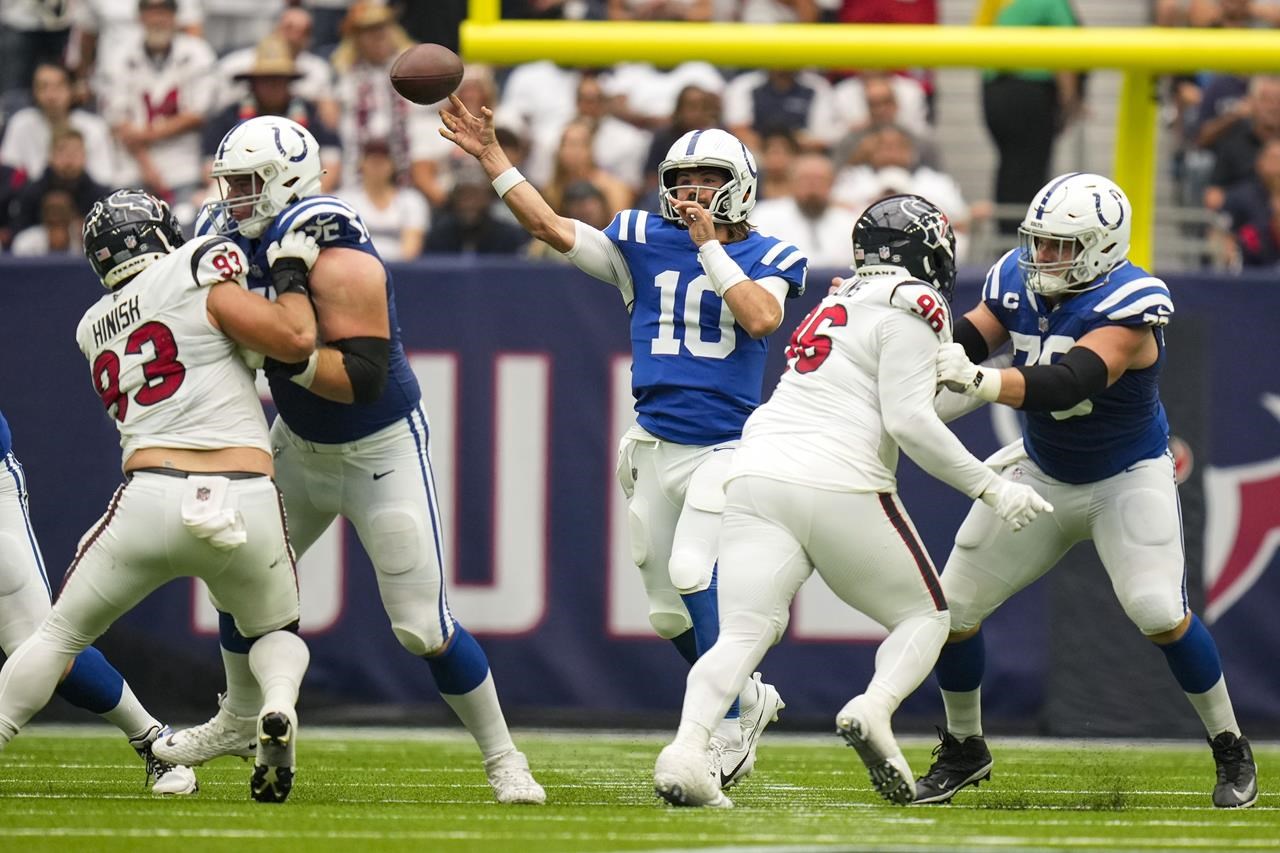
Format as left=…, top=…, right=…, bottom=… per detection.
left=389, top=43, right=464, bottom=105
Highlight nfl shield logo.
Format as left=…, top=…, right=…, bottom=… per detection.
left=124, top=235, right=138, bottom=249
left=1038, top=317, right=1049, bottom=332
left=196, top=486, right=211, bottom=501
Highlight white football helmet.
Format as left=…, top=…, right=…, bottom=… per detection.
left=203, top=116, right=323, bottom=239
left=1017, top=172, right=1132, bottom=296
left=658, top=128, right=758, bottom=225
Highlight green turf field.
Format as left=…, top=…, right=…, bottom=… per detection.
left=0, top=726, right=1275, bottom=852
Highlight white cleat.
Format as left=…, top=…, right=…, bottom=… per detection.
left=130, top=725, right=199, bottom=796
left=251, top=706, right=297, bottom=804
left=484, top=750, right=546, bottom=804
left=654, top=742, right=734, bottom=808
left=835, top=694, right=915, bottom=806
left=719, top=672, right=785, bottom=790
left=152, top=694, right=257, bottom=766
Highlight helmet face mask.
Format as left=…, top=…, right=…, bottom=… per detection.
left=658, top=128, right=758, bottom=225
left=852, top=193, right=957, bottom=301
left=202, top=116, right=322, bottom=238
left=1017, top=172, right=1131, bottom=296
left=83, top=189, right=185, bottom=290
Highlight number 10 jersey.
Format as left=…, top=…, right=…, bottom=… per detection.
left=75, top=235, right=271, bottom=467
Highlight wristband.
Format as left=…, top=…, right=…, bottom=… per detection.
left=490, top=167, right=526, bottom=199
left=971, top=366, right=1003, bottom=403
left=271, top=257, right=311, bottom=298
left=697, top=240, right=748, bottom=297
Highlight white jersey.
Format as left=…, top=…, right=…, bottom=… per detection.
left=94, top=33, right=217, bottom=188
left=75, top=235, right=270, bottom=467
left=730, top=267, right=995, bottom=499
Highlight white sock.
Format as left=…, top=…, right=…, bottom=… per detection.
left=440, top=672, right=517, bottom=761
left=738, top=674, right=762, bottom=710
left=100, top=681, right=160, bottom=742
left=680, top=613, right=775, bottom=740
left=1186, top=676, right=1241, bottom=738
left=714, top=716, right=741, bottom=748
left=864, top=613, right=950, bottom=715
left=247, top=631, right=310, bottom=713
left=942, top=688, right=983, bottom=739
left=673, top=718, right=714, bottom=750
left=219, top=647, right=263, bottom=718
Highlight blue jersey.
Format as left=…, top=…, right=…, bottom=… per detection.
left=197, top=196, right=421, bottom=444
left=983, top=249, right=1173, bottom=484
left=604, top=210, right=807, bottom=445
left=0, top=407, right=10, bottom=457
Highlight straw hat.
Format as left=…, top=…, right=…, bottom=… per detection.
left=234, top=36, right=303, bottom=81
left=341, top=1, right=397, bottom=35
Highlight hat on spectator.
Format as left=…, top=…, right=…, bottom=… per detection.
left=341, top=1, right=397, bottom=35
left=138, top=0, right=177, bottom=10
left=234, top=36, right=304, bottom=82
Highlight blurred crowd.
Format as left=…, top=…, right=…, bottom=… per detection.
left=0, top=0, right=1276, bottom=270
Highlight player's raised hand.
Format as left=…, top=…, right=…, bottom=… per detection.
left=439, top=95, right=496, bottom=158
left=672, top=198, right=716, bottom=246
left=267, top=230, right=321, bottom=271
left=937, top=342, right=1002, bottom=402
left=980, top=478, right=1053, bottom=532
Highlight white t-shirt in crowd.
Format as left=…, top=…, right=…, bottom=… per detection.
left=336, top=184, right=429, bottom=263
left=0, top=108, right=116, bottom=186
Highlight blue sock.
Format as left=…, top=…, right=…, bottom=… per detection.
left=681, top=566, right=739, bottom=719
left=55, top=646, right=125, bottom=715
left=426, top=623, right=491, bottom=696
left=218, top=610, right=253, bottom=653
left=935, top=629, right=985, bottom=693
left=1158, top=614, right=1223, bottom=694
left=670, top=628, right=699, bottom=665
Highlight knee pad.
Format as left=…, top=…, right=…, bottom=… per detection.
left=366, top=508, right=424, bottom=576
left=0, top=531, right=39, bottom=597
left=939, top=562, right=984, bottom=633
left=649, top=609, right=693, bottom=640
left=627, top=498, right=652, bottom=568
left=720, top=607, right=783, bottom=648
left=668, top=546, right=714, bottom=595
left=1120, top=577, right=1185, bottom=636
left=390, top=612, right=447, bottom=657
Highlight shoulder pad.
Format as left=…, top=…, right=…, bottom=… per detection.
left=277, top=197, right=371, bottom=248
left=1092, top=276, right=1174, bottom=328
left=190, top=236, right=250, bottom=288
left=890, top=280, right=953, bottom=342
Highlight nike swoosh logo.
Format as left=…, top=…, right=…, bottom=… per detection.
left=373, top=470, right=394, bottom=480
left=719, top=753, right=750, bottom=788
left=164, top=734, right=178, bottom=747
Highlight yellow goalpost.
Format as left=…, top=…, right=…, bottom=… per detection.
left=461, top=0, right=1280, bottom=269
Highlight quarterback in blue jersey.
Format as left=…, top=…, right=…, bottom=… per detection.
left=0, top=408, right=197, bottom=794
left=442, top=99, right=802, bottom=788
left=918, top=173, right=1257, bottom=808
left=154, top=116, right=545, bottom=804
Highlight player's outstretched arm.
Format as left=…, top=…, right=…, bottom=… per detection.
left=207, top=285, right=316, bottom=363
left=438, top=95, right=577, bottom=253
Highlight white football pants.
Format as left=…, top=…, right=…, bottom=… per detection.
left=270, top=406, right=458, bottom=655
left=680, top=475, right=951, bottom=729
left=615, top=425, right=734, bottom=639
left=943, top=441, right=1187, bottom=636
left=0, top=452, right=53, bottom=655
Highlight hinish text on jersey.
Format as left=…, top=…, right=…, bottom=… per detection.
left=92, top=295, right=142, bottom=349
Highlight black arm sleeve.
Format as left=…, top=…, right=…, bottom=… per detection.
left=1015, top=346, right=1110, bottom=412
left=331, top=337, right=390, bottom=404
left=952, top=315, right=990, bottom=363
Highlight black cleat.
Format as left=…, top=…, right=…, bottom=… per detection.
left=1209, top=732, right=1258, bottom=808
left=912, top=727, right=993, bottom=804
left=250, top=710, right=296, bottom=804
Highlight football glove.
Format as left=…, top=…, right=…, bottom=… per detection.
left=979, top=477, right=1053, bottom=532
left=937, top=342, right=1002, bottom=402
left=267, top=230, right=321, bottom=270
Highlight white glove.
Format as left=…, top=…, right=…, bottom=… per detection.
left=236, top=345, right=265, bottom=371
left=266, top=230, right=321, bottom=271
left=937, top=342, right=1002, bottom=402
left=979, top=477, right=1053, bottom=532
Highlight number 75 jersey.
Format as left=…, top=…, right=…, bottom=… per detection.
left=75, top=235, right=271, bottom=467
left=604, top=210, right=807, bottom=445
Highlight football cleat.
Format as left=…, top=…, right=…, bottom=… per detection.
left=654, top=741, right=733, bottom=808
left=152, top=694, right=257, bottom=766
left=719, top=672, right=785, bottom=790
left=484, top=750, right=546, bottom=805
left=250, top=707, right=296, bottom=804
left=912, top=727, right=993, bottom=804
left=130, top=725, right=199, bottom=795
left=835, top=694, right=914, bottom=806
left=1209, top=732, right=1258, bottom=808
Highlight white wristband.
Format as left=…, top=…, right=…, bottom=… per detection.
left=290, top=351, right=320, bottom=389
left=971, top=366, right=1003, bottom=403
left=697, top=240, right=748, bottom=297
left=490, top=167, right=526, bottom=199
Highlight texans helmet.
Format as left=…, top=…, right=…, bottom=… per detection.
left=852, top=194, right=957, bottom=301
left=83, top=189, right=185, bottom=290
